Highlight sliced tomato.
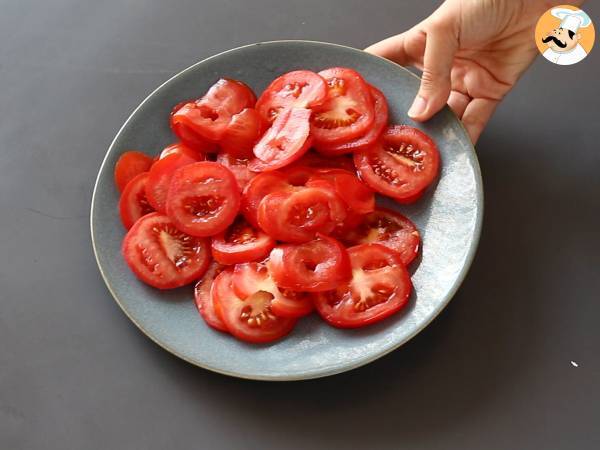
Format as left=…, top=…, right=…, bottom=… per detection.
left=315, top=86, right=388, bottom=155
left=220, top=108, right=266, bottom=158
left=170, top=101, right=219, bottom=153
left=159, top=142, right=206, bottom=161
left=240, top=171, right=291, bottom=227
left=268, top=234, right=351, bottom=292
left=233, top=262, right=314, bottom=318
left=248, top=107, right=312, bottom=172
left=281, top=165, right=316, bottom=186
left=194, top=261, right=228, bottom=332
left=216, top=153, right=256, bottom=191
left=257, top=186, right=346, bottom=243
left=171, top=79, right=256, bottom=142
left=145, top=152, right=198, bottom=213
left=119, top=172, right=155, bottom=229
left=307, top=168, right=375, bottom=215
left=341, top=208, right=420, bottom=265
left=166, top=162, right=240, bottom=237
left=114, top=151, right=154, bottom=193
left=122, top=212, right=211, bottom=289
left=213, top=269, right=297, bottom=343
left=354, top=125, right=440, bottom=202
left=255, top=70, right=327, bottom=123
left=293, top=151, right=356, bottom=172
left=314, top=244, right=411, bottom=328
left=211, top=216, right=275, bottom=265
left=311, top=68, right=375, bottom=145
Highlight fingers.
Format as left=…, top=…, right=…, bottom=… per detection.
left=365, top=31, right=422, bottom=67
left=461, top=98, right=499, bottom=144
left=447, top=90, right=470, bottom=118
left=408, top=24, right=459, bottom=121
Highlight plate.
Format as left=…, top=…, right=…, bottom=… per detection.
left=91, top=40, right=483, bottom=380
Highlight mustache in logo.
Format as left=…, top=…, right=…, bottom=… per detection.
left=542, top=35, right=567, bottom=48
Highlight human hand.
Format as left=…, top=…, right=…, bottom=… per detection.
left=366, top=0, right=584, bottom=143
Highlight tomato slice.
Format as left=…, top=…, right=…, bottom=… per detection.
left=211, top=216, right=275, bottom=265
left=119, top=172, right=155, bottom=229
left=122, top=212, right=211, bottom=289
left=145, top=152, right=198, bottom=213
left=311, top=68, right=375, bottom=145
left=315, top=86, right=388, bottom=155
left=307, top=168, right=375, bottom=215
left=159, top=142, right=206, bottom=161
left=233, top=262, right=314, bottom=318
left=293, top=151, right=356, bottom=172
left=216, top=153, right=256, bottom=191
left=314, top=244, right=411, bottom=328
left=213, top=269, right=297, bottom=343
left=240, top=171, right=291, bottom=227
left=354, top=125, right=440, bottom=202
left=171, top=79, right=256, bottom=142
left=166, top=162, right=240, bottom=237
left=255, top=70, right=327, bottom=123
left=248, top=107, right=312, bottom=172
left=114, top=151, right=154, bottom=193
left=268, top=234, right=351, bottom=292
left=341, top=208, right=420, bottom=265
left=194, top=261, right=228, bottom=332
left=220, top=108, right=266, bottom=158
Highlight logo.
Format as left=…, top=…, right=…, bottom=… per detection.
left=535, top=5, right=595, bottom=65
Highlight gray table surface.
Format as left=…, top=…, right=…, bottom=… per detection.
left=1, top=1, right=599, bottom=449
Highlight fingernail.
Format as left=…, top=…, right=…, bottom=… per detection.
left=408, top=96, right=426, bottom=118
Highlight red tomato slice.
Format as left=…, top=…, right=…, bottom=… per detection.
left=307, top=168, right=375, bottom=215
left=114, top=151, right=154, bottom=193
left=233, top=262, right=314, bottom=318
left=213, top=269, right=297, bottom=342
left=354, top=125, right=440, bottom=202
left=255, top=70, right=327, bottom=123
left=211, top=216, right=275, bottom=265
left=220, top=108, right=267, bottom=158
left=341, top=208, right=420, bottom=265
left=315, top=86, right=388, bottom=155
left=240, top=171, right=291, bottom=227
left=145, top=152, right=198, bottom=213
left=194, top=261, right=228, bottom=332
left=216, top=153, right=256, bottom=191
left=171, top=79, right=256, bottom=142
left=268, top=234, right=351, bottom=292
left=159, top=142, right=206, bottom=161
left=293, top=151, right=356, bottom=172
left=314, top=244, right=411, bottom=328
left=311, top=67, right=375, bottom=145
left=119, top=172, right=155, bottom=229
left=166, top=162, right=240, bottom=237
left=122, top=212, right=211, bottom=289
left=248, top=107, right=312, bottom=172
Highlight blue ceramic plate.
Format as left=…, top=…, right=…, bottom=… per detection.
left=91, top=40, right=483, bottom=381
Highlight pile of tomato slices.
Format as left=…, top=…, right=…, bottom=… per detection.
left=114, top=68, right=440, bottom=343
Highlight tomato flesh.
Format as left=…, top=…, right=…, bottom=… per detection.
left=220, top=108, right=266, bottom=158
left=293, top=151, right=356, bottom=172
left=114, top=151, right=154, bottom=193
left=146, top=152, right=198, bottom=213
left=194, top=261, right=228, bottom=332
left=211, top=216, right=275, bottom=265
left=122, top=212, right=211, bottom=289
left=159, top=142, right=206, bottom=161
left=119, top=172, right=155, bottom=229
left=307, top=168, right=375, bottom=215
left=240, top=171, right=292, bottom=227
left=216, top=153, right=256, bottom=191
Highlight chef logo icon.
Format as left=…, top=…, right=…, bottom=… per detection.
left=535, top=5, right=595, bottom=65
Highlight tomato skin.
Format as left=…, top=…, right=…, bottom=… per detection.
left=256, top=70, right=327, bottom=123
left=354, top=125, right=440, bottom=203
left=315, top=86, right=388, bottom=155
left=267, top=234, right=352, bottom=292
left=114, top=151, right=154, bottom=193
left=341, top=208, right=420, bottom=266
left=159, top=142, right=206, bottom=161
left=249, top=107, right=313, bottom=172
left=220, top=108, right=267, bottom=158
left=122, top=212, right=211, bottom=290
left=314, top=244, right=412, bottom=328
left=216, top=153, right=256, bottom=191
left=171, top=79, right=256, bottom=142
left=119, top=172, right=155, bottom=229
left=145, top=152, right=198, bottom=213
left=211, top=216, right=275, bottom=265
left=166, top=162, right=241, bottom=237
left=194, top=262, right=228, bottom=332
left=311, top=67, right=375, bottom=145
left=240, top=171, right=291, bottom=227
left=213, top=269, right=297, bottom=343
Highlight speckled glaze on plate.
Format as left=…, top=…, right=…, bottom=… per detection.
left=91, top=40, right=483, bottom=381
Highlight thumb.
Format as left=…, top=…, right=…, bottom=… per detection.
left=408, top=23, right=458, bottom=121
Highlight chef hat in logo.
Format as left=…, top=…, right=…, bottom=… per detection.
left=551, top=7, right=592, bottom=33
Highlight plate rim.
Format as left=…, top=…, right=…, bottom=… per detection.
left=90, top=39, right=484, bottom=381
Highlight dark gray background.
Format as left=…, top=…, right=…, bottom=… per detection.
left=1, top=0, right=599, bottom=449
